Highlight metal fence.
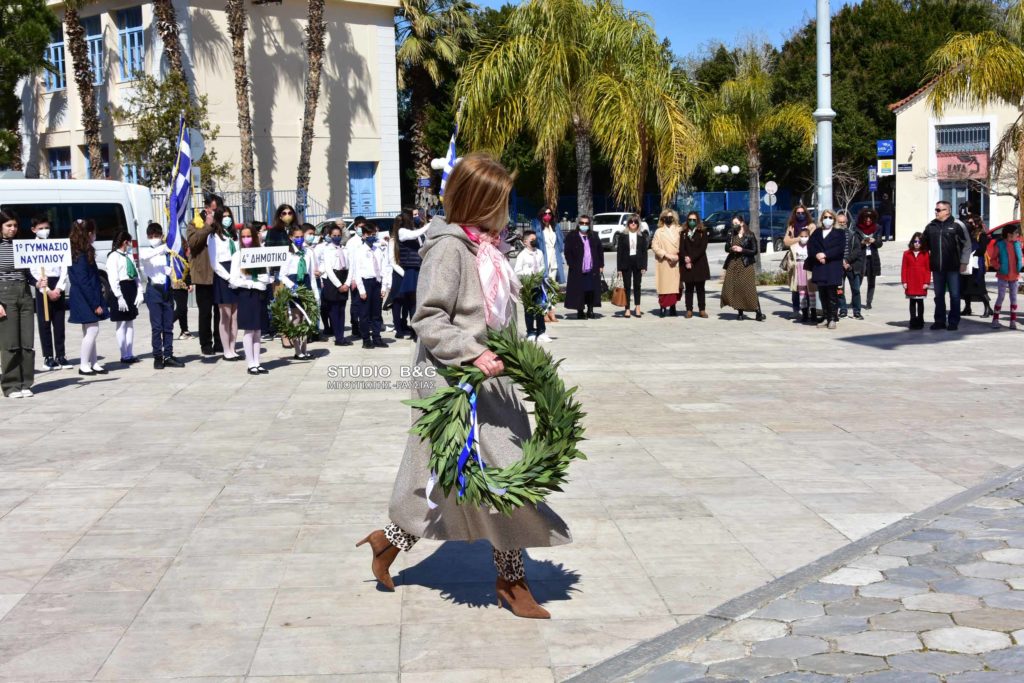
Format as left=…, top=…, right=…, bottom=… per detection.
left=150, top=189, right=333, bottom=227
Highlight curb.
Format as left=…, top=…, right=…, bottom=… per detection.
left=565, top=463, right=1024, bottom=683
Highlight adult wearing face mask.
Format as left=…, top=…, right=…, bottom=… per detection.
left=139, top=223, right=184, bottom=369
left=807, top=209, right=846, bottom=329
left=563, top=216, right=604, bottom=320
left=186, top=194, right=224, bottom=355
left=531, top=206, right=565, bottom=324
left=652, top=210, right=682, bottom=317
left=679, top=212, right=710, bottom=319
left=837, top=211, right=864, bottom=320
left=721, top=214, right=764, bottom=321
left=856, top=208, right=883, bottom=310
left=783, top=206, right=816, bottom=247
left=616, top=214, right=649, bottom=318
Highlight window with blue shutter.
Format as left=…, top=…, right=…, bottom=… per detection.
left=348, top=162, right=377, bottom=215
left=83, top=144, right=110, bottom=179
left=122, top=163, right=144, bottom=184
left=117, top=7, right=144, bottom=80
left=44, top=31, right=67, bottom=92
left=82, top=16, right=103, bottom=86
left=49, top=148, right=72, bottom=179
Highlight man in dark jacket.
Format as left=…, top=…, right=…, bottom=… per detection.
left=921, top=201, right=973, bottom=331
left=837, top=211, right=863, bottom=319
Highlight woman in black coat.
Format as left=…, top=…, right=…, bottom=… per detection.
left=961, top=214, right=992, bottom=317
left=679, top=212, right=710, bottom=318
left=807, top=209, right=846, bottom=329
left=616, top=216, right=648, bottom=317
left=563, top=216, right=604, bottom=319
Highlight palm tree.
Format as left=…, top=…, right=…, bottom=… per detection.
left=63, top=0, right=103, bottom=179
left=396, top=0, right=478, bottom=209
left=226, top=0, right=256, bottom=221
left=296, top=0, right=326, bottom=215
left=458, top=0, right=698, bottom=214
left=707, top=45, right=814, bottom=242
left=152, top=0, right=185, bottom=78
left=927, top=1, right=1024, bottom=212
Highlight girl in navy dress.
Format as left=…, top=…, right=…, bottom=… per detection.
left=68, top=219, right=109, bottom=375
left=230, top=225, right=270, bottom=374
left=106, top=231, right=142, bottom=364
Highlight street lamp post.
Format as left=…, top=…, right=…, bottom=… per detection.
left=714, top=165, right=741, bottom=212
left=814, top=0, right=835, bottom=214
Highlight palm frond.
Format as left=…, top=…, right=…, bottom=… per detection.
left=926, top=31, right=1024, bottom=115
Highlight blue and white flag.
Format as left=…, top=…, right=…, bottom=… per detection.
left=167, top=116, right=191, bottom=280
left=439, top=123, right=458, bottom=199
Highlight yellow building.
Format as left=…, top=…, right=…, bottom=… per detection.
left=889, top=80, right=1019, bottom=240
left=19, top=0, right=402, bottom=220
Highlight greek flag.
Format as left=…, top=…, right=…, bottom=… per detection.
left=167, top=116, right=191, bottom=280
left=439, top=123, right=458, bottom=199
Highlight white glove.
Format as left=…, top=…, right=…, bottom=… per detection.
left=134, top=290, right=144, bottom=307
left=117, top=296, right=129, bottom=312
left=254, top=281, right=267, bottom=291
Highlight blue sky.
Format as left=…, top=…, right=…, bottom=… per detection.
left=474, top=0, right=859, bottom=60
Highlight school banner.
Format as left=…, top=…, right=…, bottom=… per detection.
left=13, top=239, right=72, bottom=269
left=239, top=247, right=290, bottom=268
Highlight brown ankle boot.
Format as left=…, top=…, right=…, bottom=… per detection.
left=496, top=577, right=550, bottom=619
left=356, top=530, right=400, bottom=591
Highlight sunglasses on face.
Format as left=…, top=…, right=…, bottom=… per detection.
left=796, top=212, right=806, bottom=216
left=934, top=208, right=946, bottom=213
left=579, top=222, right=591, bottom=226
left=628, top=221, right=638, bottom=225
left=543, top=211, right=553, bottom=215
left=281, top=211, right=294, bottom=216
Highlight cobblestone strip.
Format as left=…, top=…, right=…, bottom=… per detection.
left=568, top=465, right=1024, bottom=683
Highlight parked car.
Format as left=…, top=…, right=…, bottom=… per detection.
left=593, top=212, right=651, bottom=250
left=988, top=219, right=1018, bottom=240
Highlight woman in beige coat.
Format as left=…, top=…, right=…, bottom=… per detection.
left=357, top=153, right=570, bottom=619
left=651, top=209, right=682, bottom=316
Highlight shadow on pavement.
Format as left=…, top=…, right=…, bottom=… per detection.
left=839, top=317, right=998, bottom=349
left=398, top=540, right=581, bottom=608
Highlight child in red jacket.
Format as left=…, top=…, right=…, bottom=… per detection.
left=901, top=232, right=931, bottom=330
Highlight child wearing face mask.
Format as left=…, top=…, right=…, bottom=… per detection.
left=347, top=223, right=390, bottom=349
left=513, top=231, right=551, bottom=342
left=29, top=216, right=71, bottom=370
left=231, top=225, right=271, bottom=373
left=319, top=226, right=352, bottom=346
left=106, top=230, right=143, bottom=364
left=902, top=232, right=931, bottom=330
left=139, top=223, right=184, bottom=369
left=279, top=225, right=321, bottom=359
left=788, top=227, right=812, bottom=322
left=346, top=219, right=367, bottom=337
left=210, top=211, right=241, bottom=361
left=987, top=223, right=1022, bottom=330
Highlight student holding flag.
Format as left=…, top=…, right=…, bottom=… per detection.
left=106, top=231, right=143, bottom=364
left=139, top=223, right=184, bottom=369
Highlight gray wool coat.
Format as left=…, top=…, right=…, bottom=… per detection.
left=388, top=218, right=572, bottom=551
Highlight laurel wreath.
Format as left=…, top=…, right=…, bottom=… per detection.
left=404, top=323, right=587, bottom=515
left=518, top=273, right=564, bottom=318
left=270, top=285, right=320, bottom=340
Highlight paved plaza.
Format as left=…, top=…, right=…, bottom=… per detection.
left=2, top=248, right=1024, bottom=681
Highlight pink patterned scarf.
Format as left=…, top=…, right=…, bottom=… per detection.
left=462, top=225, right=521, bottom=329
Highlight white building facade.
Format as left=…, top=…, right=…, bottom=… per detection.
left=889, top=82, right=1020, bottom=240
left=20, top=0, right=402, bottom=221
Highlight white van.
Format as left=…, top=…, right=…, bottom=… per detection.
left=0, top=179, right=154, bottom=272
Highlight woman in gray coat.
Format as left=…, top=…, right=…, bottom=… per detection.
left=357, top=153, right=570, bottom=619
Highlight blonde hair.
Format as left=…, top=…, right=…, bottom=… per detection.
left=819, top=209, right=837, bottom=223
left=658, top=209, right=679, bottom=228
left=443, top=153, right=516, bottom=234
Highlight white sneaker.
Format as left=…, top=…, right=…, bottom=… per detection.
left=8, top=390, right=24, bottom=398
left=20, top=388, right=33, bottom=397
left=525, top=334, right=537, bottom=342
left=535, top=334, right=553, bottom=344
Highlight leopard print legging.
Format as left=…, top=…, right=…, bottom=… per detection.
left=383, top=522, right=525, bottom=581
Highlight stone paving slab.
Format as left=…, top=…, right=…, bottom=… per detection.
left=3, top=250, right=1024, bottom=680
left=575, top=472, right=1024, bottom=682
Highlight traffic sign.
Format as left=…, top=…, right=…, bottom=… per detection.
left=877, top=139, right=895, bottom=157
left=417, top=178, right=431, bottom=188
left=764, top=181, right=778, bottom=195
left=878, top=159, right=895, bottom=177
left=763, top=194, right=777, bottom=207
left=868, top=165, right=878, bottom=193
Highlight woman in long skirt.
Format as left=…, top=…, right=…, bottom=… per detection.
left=357, top=153, right=570, bottom=619
left=720, top=214, right=764, bottom=320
